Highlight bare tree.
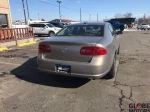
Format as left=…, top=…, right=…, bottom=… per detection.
left=114, top=13, right=123, bottom=18
left=143, top=14, right=146, bottom=22
left=138, top=15, right=150, bottom=24
left=138, top=18, right=144, bottom=24
left=124, top=12, right=133, bottom=18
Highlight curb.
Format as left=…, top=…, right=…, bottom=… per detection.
left=17, top=41, right=36, bottom=47
left=0, top=41, right=37, bottom=52
left=0, top=47, right=8, bottom=51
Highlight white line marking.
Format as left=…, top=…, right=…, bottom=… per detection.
left=0, top=62, right=21, bottom=66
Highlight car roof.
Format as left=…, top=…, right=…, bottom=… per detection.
left=68, top=22, right=108, bottom=26
left=30, top=23, right=49, bottom=24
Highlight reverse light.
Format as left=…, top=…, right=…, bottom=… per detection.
left=39, top=44, right=51, bottom=53
left=80, top=46, right=107, bottom=56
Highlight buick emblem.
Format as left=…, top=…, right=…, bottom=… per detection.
left=62, top=47, right=68, bottom=52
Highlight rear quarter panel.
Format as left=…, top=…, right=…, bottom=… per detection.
left=96, top=23, right=118, bottom=70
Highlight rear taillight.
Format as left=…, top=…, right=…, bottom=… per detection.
left=80, top=46, right=107, bottom=56
left=39, top=44, right=51, bottom=53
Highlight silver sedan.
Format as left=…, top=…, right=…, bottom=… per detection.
left=38, top=22, right=120, bottom=79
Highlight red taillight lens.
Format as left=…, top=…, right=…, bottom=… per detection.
left=39, top=44, right=51, bottom=53
left=80, top=46, right=107, bottom=56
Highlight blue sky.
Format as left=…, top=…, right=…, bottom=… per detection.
left=10, top=0, right=150, bottom=21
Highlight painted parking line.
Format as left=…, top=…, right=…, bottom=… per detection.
left=18, top=41, right=36, bottom=47
left=0, top=47, right=8, bottom=51
left=0, top=61, right=37, bottom=69
left=11, top=48, right=38, bottom=50
left=0, top=61, right=21, bottom=66
left=115, top=60, right=120, bottom=75
left=109, top=60, right=120, bottom=82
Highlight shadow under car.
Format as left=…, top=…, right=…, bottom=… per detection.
left=10, top=57, right=90, bottom=88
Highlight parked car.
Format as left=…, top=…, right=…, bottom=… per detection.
left=137, top=24, right=142, bottom=30
left=61, top=22, right=71, bottom=26
left=127, top=24, right=133, bottom=28
left=137, top=23, right=150, bottom=30
left=49, top=22, right=64, bottom=28
left=108, top=21, right=125, bottom=32
left=29, top=23, right=62, bottom=37
left=38, top=22, right=120, bottom=79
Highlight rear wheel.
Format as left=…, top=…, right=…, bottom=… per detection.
left=106, top=57, right=116, bottom=79
left=49, top=31, right=55, bottom=37
left=120, top=26, right=124, bottom=32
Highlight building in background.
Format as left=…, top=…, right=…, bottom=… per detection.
left=0, top=0, right=12, bottom=28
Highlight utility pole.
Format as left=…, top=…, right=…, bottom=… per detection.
left=143, top=13, right=146, bottom=22
left=80, top=7, right=82, bottom=22
left=26, top=0, right=30, bottom=20
left=38, top=13, right=40, bottom=20
left=57, top=0, right=62, bottom=22
left=22, top=0, right=27, bottom=25
left=89, top=14, right=91, bottom=22
left=97, top=13, right=98, bottom=22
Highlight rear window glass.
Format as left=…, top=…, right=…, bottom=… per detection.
left=56, top=25, right=104, bottom=36
left=142, top=24, right=148, bottom=25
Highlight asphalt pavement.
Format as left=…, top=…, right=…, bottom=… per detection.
left=0, top=31, right=150, bottom=112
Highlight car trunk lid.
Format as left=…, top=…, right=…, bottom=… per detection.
left=41, top=36, right=103, bottom=62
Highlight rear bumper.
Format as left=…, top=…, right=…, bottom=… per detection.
left=141, top=27, right=150, bottom=29
left=38, top=56, right=112, bottom=79
left=38, top=68, right=110, bottom=79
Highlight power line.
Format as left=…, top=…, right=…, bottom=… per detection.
left=80, top=7, right=82, bottom=22
left=38, top=0, right=89, bottom=14
left=89, top=14, right=91, bottom=22
left=39, top=0, right=58, bottom=6
left=29, top=9, right=58, bottom=11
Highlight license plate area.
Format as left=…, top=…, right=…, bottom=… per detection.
left=56, top=64, right=71, bottom=73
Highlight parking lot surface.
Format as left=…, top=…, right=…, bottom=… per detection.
left=0, top=31, right=150, bottom=112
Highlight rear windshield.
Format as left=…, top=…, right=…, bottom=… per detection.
left=56, top=25, right=104, bottom=36
left=142, top=24, right=148, bottom=25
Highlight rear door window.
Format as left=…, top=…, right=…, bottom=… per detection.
left=30, top=24, right=39, bottom=27
left=39, top=24, right=46, bottom=27
left=29, top=24, right=33, bottom=27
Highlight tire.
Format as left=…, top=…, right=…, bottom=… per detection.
left=120, top=26, right=124, bottom=32
left=106, top=57, right=116, bottom=79
left=49, top=31, right=55, bottom=37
